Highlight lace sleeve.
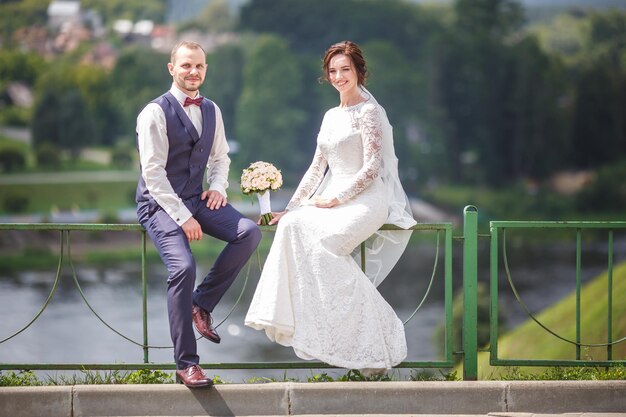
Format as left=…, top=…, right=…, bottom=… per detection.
left=335, top=104, right=383, bottom=203
left=285, top=145, right=328, bottom=210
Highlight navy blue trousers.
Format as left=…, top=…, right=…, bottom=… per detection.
left=138, top=196, right=261, bottom=370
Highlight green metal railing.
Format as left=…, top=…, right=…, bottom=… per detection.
left=0, top=221, right=455, bottom=374
left=0, top=223, right=151, bottom=369
left=489, top=220, right=626, bottom=368
left=2, top=207, right=625, bottom=379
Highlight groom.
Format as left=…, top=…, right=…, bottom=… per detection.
left=135, top=41, right=261, bottom=388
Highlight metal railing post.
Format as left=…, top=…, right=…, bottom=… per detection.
left=489, top=223, right=499, bottom=366
left=463, top=206, right=479, bottom=380
left=141, top=230, right=149, bottom=364
left=607, top=230, right=614, bottom=360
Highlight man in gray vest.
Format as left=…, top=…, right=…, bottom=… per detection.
left=136, top=41, right=261, bottom=388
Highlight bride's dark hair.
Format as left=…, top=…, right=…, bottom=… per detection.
left=321, top=40, right=368, bottom=86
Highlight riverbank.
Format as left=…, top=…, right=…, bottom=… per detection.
left=2, top=381, right=625, bottom=416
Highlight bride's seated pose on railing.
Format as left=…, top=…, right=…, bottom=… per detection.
left=245, top=41, right=416, bottom=376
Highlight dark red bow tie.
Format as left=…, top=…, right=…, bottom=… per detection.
left=183, top=96, right=203, bottom=107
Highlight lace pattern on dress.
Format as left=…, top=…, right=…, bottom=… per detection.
left=286, top=103, right=384, bottom=209
left=285, top=147, right=327, bottom=211
left=335, top=104, right=383, bottom=202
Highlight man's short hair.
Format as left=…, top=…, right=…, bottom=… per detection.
left=170, top=41, right=206, bottom=64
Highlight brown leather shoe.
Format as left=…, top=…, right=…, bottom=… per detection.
left=175, top=365, right=213, bottom=388
left=192, top=304, right=221, bottom=344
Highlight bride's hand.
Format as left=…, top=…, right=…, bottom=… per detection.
left=259, top=210, right=287, bottom=225
left=314, top=197, right=340, bottom=208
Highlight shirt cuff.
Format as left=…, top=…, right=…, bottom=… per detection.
left=171, top=206, right=193, bottom=227
left=209, top=185, right=227, bottom=198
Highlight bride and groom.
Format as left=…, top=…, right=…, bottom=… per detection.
left=136, top=40, right=415, bottom=388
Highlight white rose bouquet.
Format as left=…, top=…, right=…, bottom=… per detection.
left=240, top=161, right=283, bottom=225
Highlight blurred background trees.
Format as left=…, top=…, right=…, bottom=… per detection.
left=0, top=0, right=625, bottom=216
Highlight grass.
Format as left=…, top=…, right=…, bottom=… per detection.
left=0, top=369, right=401, bottom=387
left=0, top=231, right=275, bottom=273
left=0, top=136, right=30, bottom=152
left=421, top=183, right=626, bottom=222
left=0, top=178, right=253, bottom=215
left=2, top=365, right=624, bottom=387
left=0, top=181, right=137, bottom=214
left=0, top=369, right=173, bottom=386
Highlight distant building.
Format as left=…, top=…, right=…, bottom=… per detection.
left=113, top=19, right=155, bottom=46
left=5, top=82, right=34, bottom=108
left=47, top=0, right=82, bottom=32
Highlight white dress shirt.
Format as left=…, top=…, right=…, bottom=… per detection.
left=136, top=83, right=231, bottom=226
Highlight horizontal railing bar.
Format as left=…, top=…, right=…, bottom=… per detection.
left=262, top=223, right=453, bottom=232
left=0, top=223, right=145, bottom=231
left=491, top=221, right=626, bottom=229
left=0, top=223, right=453, bottom=232
left=0, top=361, right=455, bottom=371
left=491, top=359, right=626, bottom=367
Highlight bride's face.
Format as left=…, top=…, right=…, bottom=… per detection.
left=328, top=54, right=358, bottom=94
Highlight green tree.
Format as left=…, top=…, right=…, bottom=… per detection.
left=32, top=89, right=62, bottom=150
left=432, top=0, right=568, bottom=185
left=108, top=46, right=171, bottom=141
left=32, top=87, right=96, bottom=161
left=570, top=62, right=625, bottom=168
left=505, top=36, right=567, bottom=180
left=204, top=43, right=245, bottom=137
left=532, top=12, right=590, bottom=66
left=0, top=0, right=49, bottom=47
left=0, top=143, right=27, bottom=172
left=239, top=0, right=441, bottom=61
left=0, top=49, right=47, bottom=85
left=0, top=49, right=46, bottom=127
left=454, top=0, right=525, bottom=40
left=58, top=88, right=97, bottom=159
left=567, top=11, right=626, bottom=169
left=362, top=41, right=422, bottom=188
left=32, top=64, right=111, bottom=159
left=235, top=35, right=307, bottom=183
left=73, top=65, right=120, bottom=145
left=177, top=0, right=236, bottom=33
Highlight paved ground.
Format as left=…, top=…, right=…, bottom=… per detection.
left=1, top=381, right=625, bottom=417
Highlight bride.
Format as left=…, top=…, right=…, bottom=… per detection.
left=245, top=40, right=416, bottom=372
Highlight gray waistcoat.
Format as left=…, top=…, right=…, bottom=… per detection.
left=136, top=92, right=216, bottom=205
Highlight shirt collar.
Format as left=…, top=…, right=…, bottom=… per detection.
left=169, top=84, right=200, bottom=106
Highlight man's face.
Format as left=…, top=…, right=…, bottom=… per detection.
left=168, top=46, right=207, bottom=96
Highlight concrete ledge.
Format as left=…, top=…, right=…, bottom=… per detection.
left=73, top=383, right=289, bottom=416
left=0, top=381, right=625, bottom=416
left=0, top=385, right=72, bottom=417
left=506, top=381, right=626, bottom=413
left=289, top=381, right=508, bottom=415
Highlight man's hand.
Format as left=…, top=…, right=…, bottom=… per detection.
left=181, top=217, right=203, bottom=241
left=201, top=190, right=227, bottom=210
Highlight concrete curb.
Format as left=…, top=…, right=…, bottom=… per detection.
left=0, top=381, right=625, bottom=417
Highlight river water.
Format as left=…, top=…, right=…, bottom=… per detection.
left=1, top=231, right=624, bottom=382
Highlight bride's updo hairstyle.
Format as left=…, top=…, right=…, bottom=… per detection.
left=322, top=40, right=368, bottom=86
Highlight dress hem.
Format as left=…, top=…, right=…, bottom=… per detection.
left=245, top=319, right=406, bottom=370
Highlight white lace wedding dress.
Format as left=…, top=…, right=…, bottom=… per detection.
left=245, top=98, right=410, bottom=369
